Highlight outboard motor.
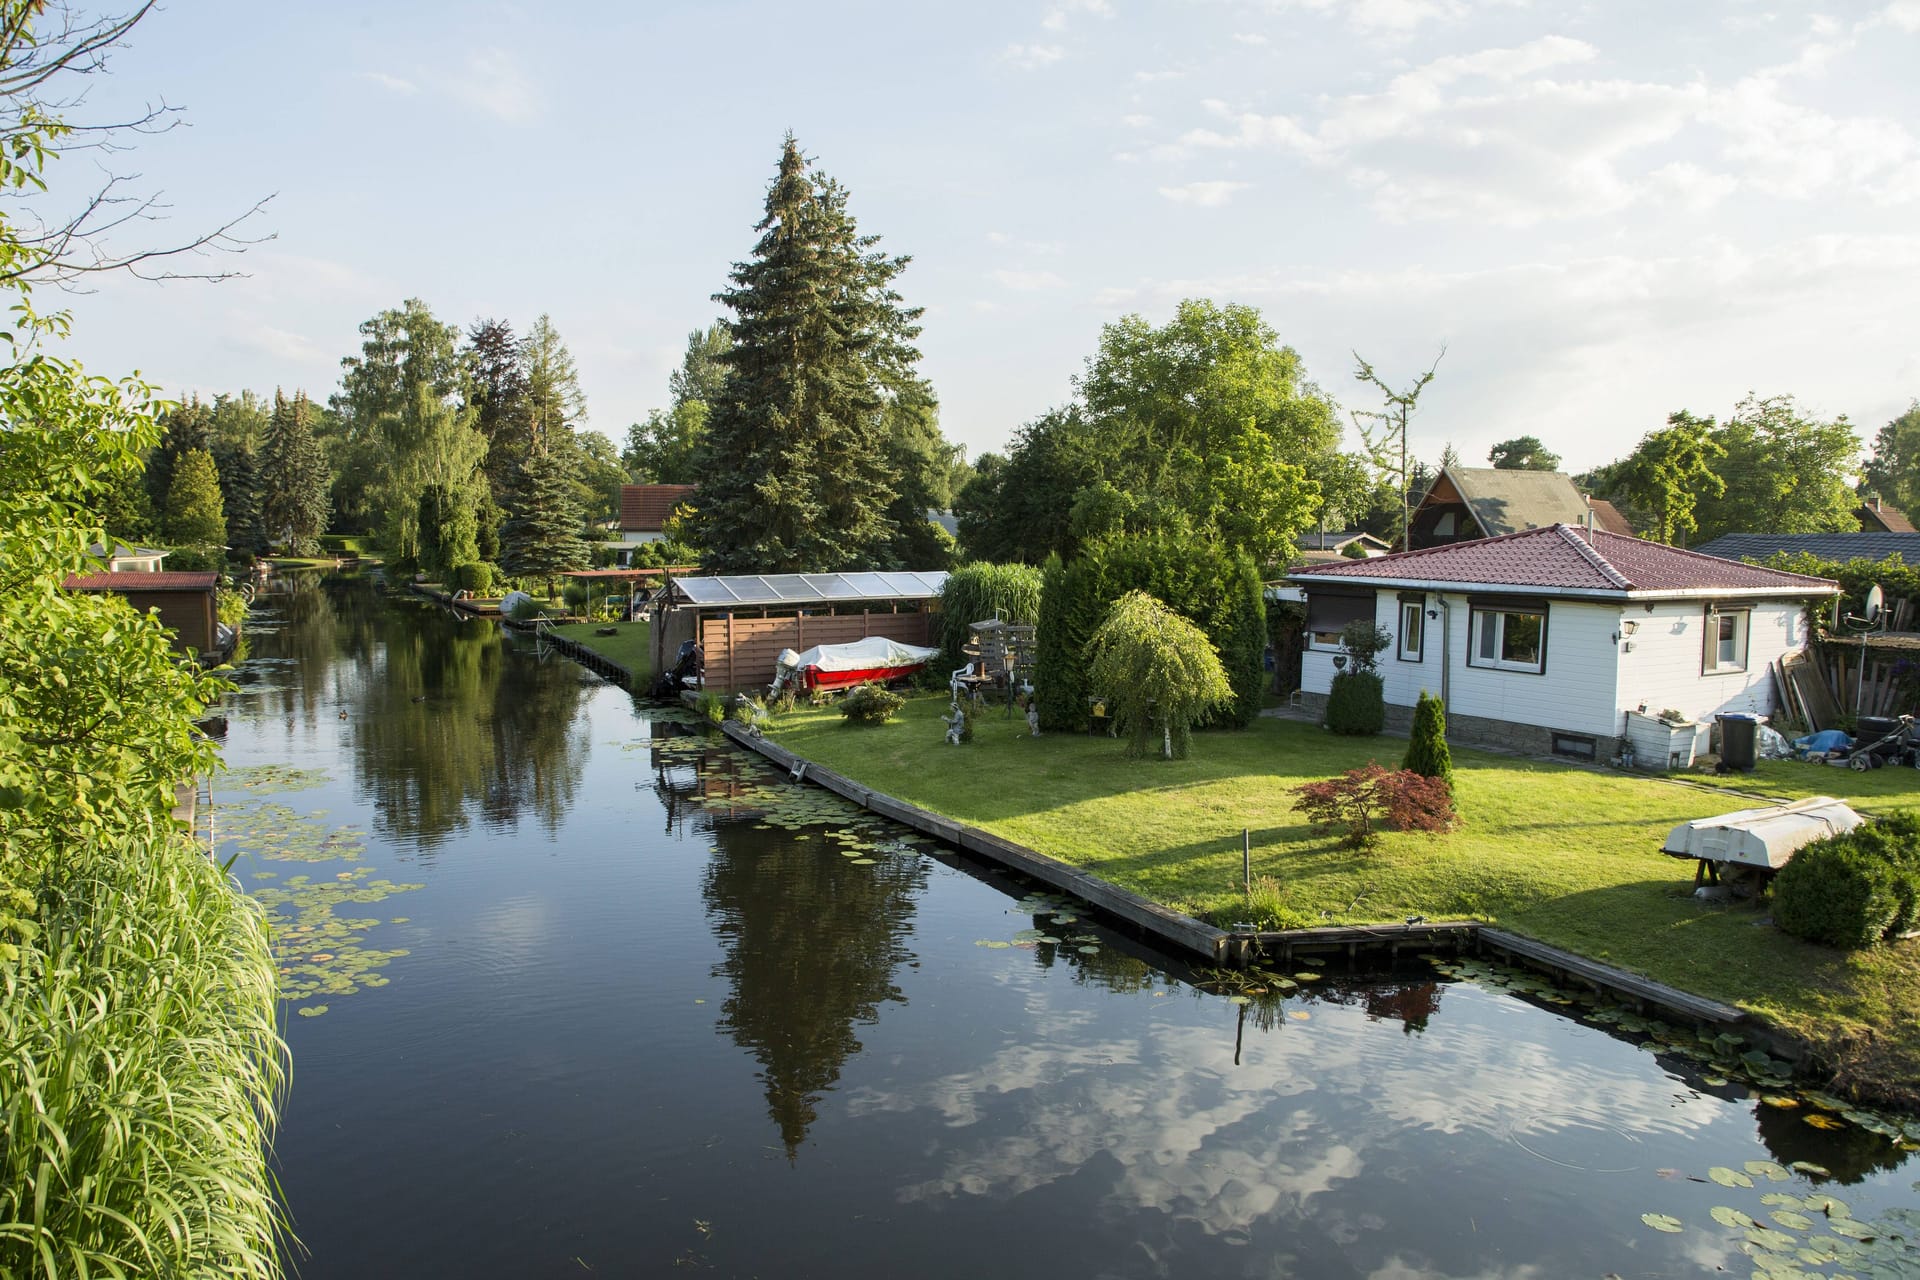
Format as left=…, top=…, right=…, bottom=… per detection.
left=770, top=647, right=804, bottom=696
left=650, top=639, right=705, bottom=698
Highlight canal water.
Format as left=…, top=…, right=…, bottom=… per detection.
left=218, top=574, right=1918, bottom=1279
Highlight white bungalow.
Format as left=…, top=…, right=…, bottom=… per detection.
left=1287, top=523, right=1839, bottom=763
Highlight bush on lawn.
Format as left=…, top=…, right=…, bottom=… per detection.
left=1403, top=690, right=1454, bottom=791
left=1772, top=817, right=1920, bottom=948
left=1326, top=671, right=1385, bottom=735
left=1087, top=591, right=1233, bottom=760
left=1033, top=532, right=1264, bottom=732
left=1293, top=762, right=1455, bottom=848
left=453, top=561, right=494, bottom=594
left=840, top=683, right=905, bottom=725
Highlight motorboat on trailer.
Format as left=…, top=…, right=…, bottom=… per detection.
left=771, top=636, right=942, bottom=694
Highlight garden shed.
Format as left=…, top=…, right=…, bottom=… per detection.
left=652, top=571, right=948, bottom=694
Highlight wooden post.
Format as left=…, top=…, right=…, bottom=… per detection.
left=1243, top=829, right=1252, bottom=893
left=725, top=612, right=734, bottom=694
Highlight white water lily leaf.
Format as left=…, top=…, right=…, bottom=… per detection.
left=1713, top=1206, right=1758, bottom=1229
left=1712, top=1166, right=1756, bottom=1188
left=1640, top=1213, right=1684, bottom=1233
left=1746, top=1160, right=1791, bottom=1182
left=1771, top=1211, right=1814, bottom=1231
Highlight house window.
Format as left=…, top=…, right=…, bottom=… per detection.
left=1434, top=511, right=1456, bottom=536
left=1398, top=599, right=1424, bottom=661
left=1303, top=589, right=1374, bottom=652
left=1704, top=608, right=1749, bottom=674
left=1469, top=608, right=1547, bottom=673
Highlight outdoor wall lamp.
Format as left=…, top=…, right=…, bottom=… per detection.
left=1426, top=609, right=1439, bottom=620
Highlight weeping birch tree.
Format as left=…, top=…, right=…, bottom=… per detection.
left=1087, top=591, right=1233, bottom=760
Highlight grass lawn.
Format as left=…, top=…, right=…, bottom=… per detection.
left=765, top=695, right=1920, bottom=1103
left=1684, top=757, right=1920, bottom=815
left=547, top=620, right=652, bottom=678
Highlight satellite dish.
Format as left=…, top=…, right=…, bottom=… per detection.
left=1866, top=584, right=1885, bottom=624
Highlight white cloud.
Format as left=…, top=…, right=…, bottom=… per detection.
left=1233, top=32, right=1271, bottom=44
left=1261, top=0, right=1522, bottom=36
left=1134, top=68, right=1183, bottom=82
left=1159, top=179, right=1252, bottom=206
left=1002, top=42, right=1066, bottom=70
left=356, top=70, right=418, bottom=95
left=1121, top=113, right=1154, bottom=128
left=444, top=48, right=542, bottom=123
left=1162, top=33, right=1920, bottom=226
left=992, top=268, right=1068, bottom=290
left=354, top=49, right=542, bottom=123
left=1884, top=0, right=1920, bottom=30
left=1041, top=0, right=1112, bottom=30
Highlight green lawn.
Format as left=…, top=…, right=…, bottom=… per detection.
left=765, top=696, right=1920, bottom=1104
left=547, top=620, right=652, bottom=678
left=1684, top=757, right=1920, bottom=814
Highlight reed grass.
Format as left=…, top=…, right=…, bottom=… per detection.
left=0, top=818, right=289, bottom=1279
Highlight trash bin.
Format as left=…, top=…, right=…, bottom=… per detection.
left=1717, top=713, right=1760, bottom=772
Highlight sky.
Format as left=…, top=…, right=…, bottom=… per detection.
left=49, top=0, right=1920, bottom=475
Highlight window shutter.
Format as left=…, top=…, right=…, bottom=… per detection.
left=1304, top=587, right=1374, bottom=634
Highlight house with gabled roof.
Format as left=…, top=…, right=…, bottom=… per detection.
left=619, top=484, right=696, bottom=545
left=1410, top=466, right=1631, bottom=549
left=63, top=570, right=228, bottom=663
left=1288, top=524, right=1837, bottom=762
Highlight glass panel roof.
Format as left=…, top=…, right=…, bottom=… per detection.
left=670, top=571, right=949, bottom=608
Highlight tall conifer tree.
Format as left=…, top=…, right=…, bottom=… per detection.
left=691, top=136, right=921, bottom=573
left=260, top=390, right=332, bottom=554
left=500, top=438, right=589, bottom=595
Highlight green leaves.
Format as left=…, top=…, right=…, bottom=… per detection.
left=1086, top=591, right=1233, bottom=760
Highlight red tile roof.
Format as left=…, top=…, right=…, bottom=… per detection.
left=1290, top=524, right=1837, bottom=595
left=620, top=484, right=696, bottom=532
left=1857, top=501, right=1916, bottom=533
left=64, top=571, right=218, bottom=591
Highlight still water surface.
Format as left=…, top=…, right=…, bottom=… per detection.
left=217, top=575, right=1917, bottom=1278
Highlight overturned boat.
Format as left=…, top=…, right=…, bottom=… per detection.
left=772, top=636, right=942, bottom=694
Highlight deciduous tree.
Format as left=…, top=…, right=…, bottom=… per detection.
left=1692, top=394, right=1859, bottom=543
left=1086, top=590, right=1234, bottom=760
left=1487, top=434, right=1561, bottom=471
left=1862, top=400, right=1920, bottom=515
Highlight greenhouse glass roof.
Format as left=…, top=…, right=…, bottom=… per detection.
left=669, top=571, right=949, bottom=608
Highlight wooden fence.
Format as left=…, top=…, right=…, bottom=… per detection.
left=698, top=610, right=937, bottom=694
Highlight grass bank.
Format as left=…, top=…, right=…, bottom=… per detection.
left=764, top=695, right=1920, bottom=1103
left=547, top=620, right=652, bottom=679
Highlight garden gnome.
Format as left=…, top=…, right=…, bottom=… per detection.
left=1026, top=704, right=1040, bottom=737
left=942, top=704, right=965, bottom=745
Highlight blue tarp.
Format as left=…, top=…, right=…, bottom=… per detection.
left=1793, top=729, right=1853, bottom=755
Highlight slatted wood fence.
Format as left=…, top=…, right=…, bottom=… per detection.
left=699, top=610, right=937, bottom=694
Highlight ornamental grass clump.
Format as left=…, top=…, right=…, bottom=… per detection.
left=1293, top=762, right=1457, bottom=849
left=1086, top=590, right=1233, bottom=760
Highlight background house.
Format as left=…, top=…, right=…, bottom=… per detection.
left=1409, top=466, right=1632, bottom=550
left=1294, top=530, right=1392, bottom=564
left=86, top=541, right=169, bottom=572
left=1289, top=524, right=1836, bottom=762
left=618, top=484, right=695, bottom=546
left=1692, top=531, right=1920, bottom=569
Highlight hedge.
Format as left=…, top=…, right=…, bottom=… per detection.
left=938, top=561, right=1044, bottom=670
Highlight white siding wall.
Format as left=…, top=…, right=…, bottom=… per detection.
left=1379, top=592, right=1444, bottom=708
left=1612, top=599, right=1807, bottom=728
left=1444, top=595, right=1621, bottom=737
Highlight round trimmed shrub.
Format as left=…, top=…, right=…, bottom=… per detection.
left=1773, top=834, right=1904, bottom=948
left=453, top=561, right=494, bottom=593
left=839, top=683, right=905, bottom=725
left=1326, top=670, right=1385, bottom=736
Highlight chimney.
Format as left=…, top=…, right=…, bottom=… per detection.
left=1583, top=493, right=1595, bottom=538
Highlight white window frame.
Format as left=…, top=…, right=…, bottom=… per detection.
left=1398, top=600, right=1424, bottom=662
left=1309, top=629, right=1347, bottom=652
left=1468, top=608, right=1546, bottom=674
left=1704, top=607, right=1749, bottom=675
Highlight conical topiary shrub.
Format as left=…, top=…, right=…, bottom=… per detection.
left=1402, top=690, right=1454, bottom=792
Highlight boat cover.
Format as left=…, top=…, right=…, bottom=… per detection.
left=1660, top=796, right=1865, bottom=868
left=781, top=636, right=941, bottom=673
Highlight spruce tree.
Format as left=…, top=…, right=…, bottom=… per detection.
left=500, top=439, right=589, bottom=596
left=691, top=135, right=919, bottom=573
left=259, top=390, right=332, bottom=555
left=164, top=447, right=226, bottom=548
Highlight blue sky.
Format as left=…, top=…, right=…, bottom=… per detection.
left=56, top=0, right=1920, bottom=473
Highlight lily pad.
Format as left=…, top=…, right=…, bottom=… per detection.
left=1640, top=1213, right=1684, bottom=1234
left=1288, top=1010, right=1310, bottom=1021
left=1789, top=1162, right=1830, bottom=1178
left=1771, top=1211, right=1815, bottom=1231
left=1710, top=1166, right=1756, bottom=1188
left=1745, top=1226, right=1796, bottom=1252
left=1713, top=1206, right=1758, bottom=1229
left=1746, top=1160, right=1792, bottom=1182
left=297, top=1005, right=329, bottom=1017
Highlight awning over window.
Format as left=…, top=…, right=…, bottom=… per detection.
left=1304, top=587, right=1375, bottom=634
